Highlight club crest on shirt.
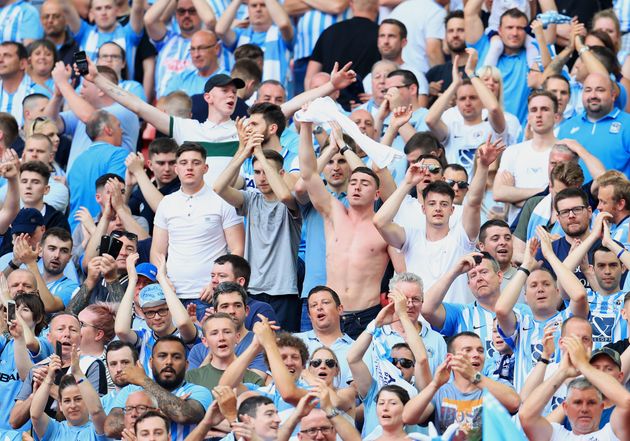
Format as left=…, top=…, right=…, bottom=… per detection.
left=610, top=121, right=621, bottom=134
left=570, top=126, right=580, bottom=134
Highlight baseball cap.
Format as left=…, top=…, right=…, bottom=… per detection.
left=590, top=347, right=622, bottom=369
left=204, top=74, right=245, bottom=93
left=138, top=284, right=166, bottom=308
left=12, top=208, right=45, bottom=235
left=136, top=263, right=157, bottom=282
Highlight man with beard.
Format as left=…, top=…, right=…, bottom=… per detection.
left=13, top=227, right=78, bottom=312
left=558, top=73, right=630, bottom=181
left=101, top=341, right=139, bottom=412
left=362, top=19, right=429, bottom=107
left=104, top=336, right=212, bottom=440
left=39, top=0, right=80, bottom=67
left=425, top=48, right=506, bottom=179
left=534, top=189, right=598, bottom=289
left=426, top=10, right=468, bottom=100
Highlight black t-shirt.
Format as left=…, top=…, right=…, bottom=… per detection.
left=128, top=177, right=181, bottom=233
left=606, top=339, right=629, bottom=356
left=310, top=16, right=379, bottom=110
left=426, top=62, right=466, bottom=94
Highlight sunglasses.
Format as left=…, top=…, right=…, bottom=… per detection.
left=111, top=230, right=138, bottom=242
left=416, top=164, right=441, bottom=174
left=391, top=357, right=414, bottom=369
left=309, top=358, right=337, bottom=369
left=445, top=179, right=469, bottom=189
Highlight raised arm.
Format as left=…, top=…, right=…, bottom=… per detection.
left=402, top=359, right=449, bottom=424
left=144, top=0, right=173, bottom=41
left=253, top=145, right=298, bottom=212
left=191, top=0, right=217, bottom=30
left=422, top=253, right=478, bottom=329
left=574, top=35, right=609, bottom=77
left=537, top=226, right=588, bottom=318
left=214, top=0, right=240, bottom=47
left=129, top=0, right=145, bottom=34
left=559, top=139, right=606, bottom=181
left=15, top=239, right=64, bottom=313
left=495, top=238, right=539, bottom=337
left=59, top=0, right=82, bottom=34
left=0, top=152, right=20, bottom=234
left=218, top=337, right=263, bottom=394
left=463, top=136, right=504, bottom=240
left=372, top=164, right=428, bottom=249
left=425, top=58, right=460, bottom=142
left=114, top=253, right=140, bottom=345
left=83, top=57, right=170, bottom=134
left=346, top=304, right=395, bottom=397
left=297, top=120, right=334, bottom=217
left=213, top=133, right=255, bottom=209
left=254, top=318, right=307, bottom=405
left=266, top=0, right=294, bottom=42
left=281, top=62, right=356, bottom=119
left=565, top=336, right=630, bottom=440
left=52, top=62, right=96, bottom=123
left=562, top=211, right=610, bottom=271
left=155, top=254, right=197, bottom=342
left=464, top=0, right=484, bottom=44
left=126, top=153, right=165, bottom=212
left=30, top=355, right=62, bottom=438
left=71, top=345, right=106, bottom=434
left=465, top=49, right=506, bottom=135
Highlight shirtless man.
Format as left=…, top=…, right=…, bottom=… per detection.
left=298, top=120, right=392, bottom=339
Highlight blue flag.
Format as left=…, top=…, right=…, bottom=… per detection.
left=482, top=388, right=526, bottom=441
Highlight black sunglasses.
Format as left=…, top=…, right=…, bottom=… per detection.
left=391, top=357, right=414, bottom=369
left=111, top=230, right=138, bottom=242
left=445, top=179, right=469, bottom=189
left=309, top=358, right=337, bottom=369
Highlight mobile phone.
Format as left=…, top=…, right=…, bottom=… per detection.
left=107, top=237, right=123, bottom=259
left=99, top=235, right=112, bottom=256
left=7, top=300, right=16, bottom=322
left=54, top=341, right=63, bottom=383
left=74, top=51, right=89, bottom=76
left=473, top=254, right=483, bottom=265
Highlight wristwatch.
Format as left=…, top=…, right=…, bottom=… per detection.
left=471, top=372, right=482, bottom=385
left=313, top=125, right=324, bottom=135
left=326, top=408, right=341, bottom=419
left=578, top=46, right=590, bottom=56
left=339, top=145, right=351, bottom=155
left=8, top=260, right=19, bottom=270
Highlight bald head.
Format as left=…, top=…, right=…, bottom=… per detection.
left=583, top=72, right=616, bottom=118
left=350, top=108, right=376, bottom=139
left=309, top=72, right=339, bottom=100
left=7, top=269, right=37, bottom=297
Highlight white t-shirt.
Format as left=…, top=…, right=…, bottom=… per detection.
left=154, top=185, right=243, bottom=299
left=394, top=194, right=463, bottom=231
left=498, top=139, right=551, bottom=223
left=401, top=221, right=476, bottom=304
left=363, top=62, right=429, bottom=95
left=389, top=0, right=447, bottom=74
left=443, top=117, right=499, bottom=179
left=550, top=422, right=619, bottom=441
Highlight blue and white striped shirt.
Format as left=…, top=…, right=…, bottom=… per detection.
left=162, top=67, right=227, bottom=97
left=0, top=0, right=43, bottom=43
left=587, top=289, right=627, bottom=350
left=615, top=0, right=630, bottom=32
left=610, top=215, right=630, bottom=248
left=75, top=20, right=142, bottom=80
left=152, top=31, right=192, bottom=97
left=499, top=308, right=570, bottom=392
left=0, top=73, right=44, bottom=126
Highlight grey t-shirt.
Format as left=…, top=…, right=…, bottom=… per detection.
left=237, top=190, right=301, bottom=295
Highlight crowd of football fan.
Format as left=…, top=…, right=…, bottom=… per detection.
left=1, top=0, right=630, bottom=439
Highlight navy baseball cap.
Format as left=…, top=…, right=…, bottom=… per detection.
left=204, top=74, right=245, bottom=93
left=136, top=263, right=157, bottom=282
left=12, top=208, right=45, bottom=235
left=590, top=347, right=622, bottom=369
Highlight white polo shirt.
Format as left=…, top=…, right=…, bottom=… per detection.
left=154, top=185, right=243, bottom=299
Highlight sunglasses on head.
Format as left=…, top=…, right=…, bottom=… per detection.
left=391, top=357, right=414, bottom=369
left=309, top=358, right=337, bottom=369
left=445, top=179, right=469, bottom=189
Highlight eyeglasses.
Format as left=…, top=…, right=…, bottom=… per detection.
left=79, top=320, right=102, bottom=330
left=124, top=405, right=156, bottom=414
left=391, top=357, right=414, bottom=369
left=176, top=7, right=197, bottom=15
left=309, top=358, right=337, bottom=369
left=445, top=179, right=469, bottom=189
left=143, top=308, right=169, bottom=319
left=300, top=426, right=334, bottom=436
left=557, top=205, right=586, bottom=218
left=189, top=42, right=218, bottom=53
left=99, top=54, right=123, bottom=61
left=111, top=230, right=138, bottom=242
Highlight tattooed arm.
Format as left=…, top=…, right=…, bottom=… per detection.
left=142, top=378, right=206, bottom=423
